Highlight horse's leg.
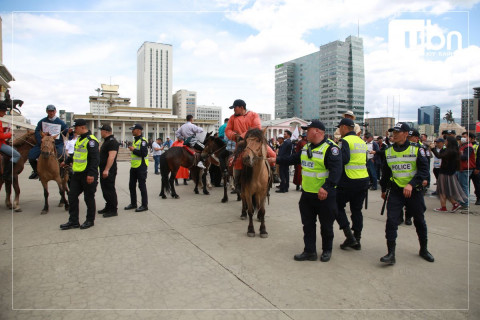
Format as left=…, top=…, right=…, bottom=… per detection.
left=41, top=180, right=49, bottom=214
left=246, top=195, right=255, bottom=237
left=240, top=196, right=248, bottom=220
left=12, top=177, right=22, bottom=212
left=56, top=177, right=67, bottom=209
left=62, top=175, right=69, bottom=210
left=170, top=170, right=179, bottom=199
left=258, top=196, right=268, bottom=238
left=192, top=167, right=199, bottom=194
left=221, top=166, right=228, bottom=202
left=4, top=179, right=12, bottom=209
left=202, top=168, right=209, bottom=195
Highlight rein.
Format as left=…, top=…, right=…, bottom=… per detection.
left=246, top=145, right=267, bottom=161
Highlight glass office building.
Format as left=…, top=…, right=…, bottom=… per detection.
left=418, top=105, right=440, bottom=133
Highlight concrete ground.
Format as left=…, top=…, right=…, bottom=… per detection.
left=0, top=162, right=479, bottom=320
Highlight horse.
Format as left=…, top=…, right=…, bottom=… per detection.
left=36, top=132, right=69, bottom=214
left=201, top=135, right=233, bottom=203
left=159, top=137, right=210, bottom=199
left=239, top=128, right=272, bottom=238
left=0, top=130, right=36, bottom=211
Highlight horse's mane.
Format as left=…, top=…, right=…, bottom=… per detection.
left=13, top=131, right=35, bottom=147
left=234, top=128, right=266, bottom=157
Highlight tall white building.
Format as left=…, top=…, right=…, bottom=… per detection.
left=89, top=84, right=131, bottom=114
left=172, top=89, right=197, bottom=119
left=137, top=42, right=172, bottom=109
left=196, top=105, right=222, bottom=132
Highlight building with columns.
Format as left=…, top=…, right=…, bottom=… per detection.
left=261, top=117, right=309, bottom=141
left=89, top=84, right=131, bottom=114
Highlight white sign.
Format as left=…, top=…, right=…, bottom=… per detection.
left=42, top=122, right=62, bottom=140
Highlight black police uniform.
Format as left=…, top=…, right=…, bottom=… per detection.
left=64, top=130, right=99, bottom=227
left=99, top=134, right=119, bottom=215
left=128, top=135, right=149, bottom=209
left=335, top=131, right=369, bottom=249
left=276, top=137, right=342, bottom=262
left=379, top=138, right=434, bottom=264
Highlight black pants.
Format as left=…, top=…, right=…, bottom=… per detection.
left=298, top=191, right=336, bottom=253
left=129, top=167, right=148, bottom=207
left=386, top=187, right=427, bottom=242
left=470, top=171, right=480, bottom=199
left=100, top=169, right=118, bottom=212
left=279, top=164, right=290, bottom=191
left=433, top=168, right=440, bottom=180
left=68, top=172, right=98, bottom=223
left=335, top=183, right=368, bottom=232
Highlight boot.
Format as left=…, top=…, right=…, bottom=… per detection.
left=28, top=159, right=38, bottom=179
left=233, top=169, right=241, bottom=194
left=339, top=226, right=358, bottom=250
left=351, top=230, right=361, bottom=250
left=380, top=240, right=396, bottom=265
left=419, top=239, right=435, bottom=262
left=2, top=160, right=12, bottom=181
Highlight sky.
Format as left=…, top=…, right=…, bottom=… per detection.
left=1, top=0, right=480, bottom=124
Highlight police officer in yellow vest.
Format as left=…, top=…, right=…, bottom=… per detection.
left=335, top=118, right=369, bottom=250
left=276, top=120, right=342, bottom=262
left=379, top=122, right=434, bottom=265
left=60, top=119, right=100, bottom=230
left=124, top=124, right=149, bottom=212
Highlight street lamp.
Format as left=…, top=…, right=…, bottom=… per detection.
left=95, top=88, right=101, bottom=138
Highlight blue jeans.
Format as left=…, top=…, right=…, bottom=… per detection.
left=457, top=170, right=472, bottom=204
left=366, top=159, right=377, bottom=189
left=0, top=143, right=21, bottom=163
left=153, top=155, right=160, bottom=174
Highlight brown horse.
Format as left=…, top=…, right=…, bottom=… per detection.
left=159, top=145, right=207, bottom=199
left=0, top=130, right=36, bottom=211
left=37, top=132, right=69, bottom=214
left=240, top=128, right=271, bottom=238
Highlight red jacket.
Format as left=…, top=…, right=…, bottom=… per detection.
left=460, top=143, right=475, bottom=171
left=0, top=121, right=12, bottom=147
left=225, top=110, right=262, bottom=141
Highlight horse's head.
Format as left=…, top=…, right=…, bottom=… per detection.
left=13, top=130, right=36, bottom=148
left=242, top=128, right=267, bottom=167
left=201, top=134, right=226, bottom=159
left=40, top=132, right=58, bottom=158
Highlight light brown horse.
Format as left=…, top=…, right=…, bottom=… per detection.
left=0, top=130, right=36, bottom=211
left=240, top=128, right=271, bottom=238
left=37, top=132, right=69, bottom=214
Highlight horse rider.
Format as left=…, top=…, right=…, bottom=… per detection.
left=334, top=118, right=369, bottom=251
left=379, top=122, right=434, bottom=265
left=28, top=104, right=69, bottom=179
left=0, top=101, right=21, bottom=181
left=224, top=99, right=276, bottom=193
left=124, top=124, right=149, bottom=213
left=276, top=120, right=342, bottom=262
left=60, top=119, right=100, bottom=230
left=175, top=115, right=206, bottom=169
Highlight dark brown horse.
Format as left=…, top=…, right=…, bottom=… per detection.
left=36, top=132, right=69, bottom=214
left=159, top=144, right=208, bottom=199
left=201, top=135, right=233, bottom=203
left=240, top=128, right=271, bottom=238
left=0, top=130, right=36, bottom=211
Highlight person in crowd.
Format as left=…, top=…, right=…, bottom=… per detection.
left=379, top=122, right=433, bottom=265
left=365, top=133, right=378, bottom=190
left=468, top=133, right=480, bottom=205
left=152, top=137, right=164, bottom=175
left=98, top=124, right=119, bottom=218
left=172, top=136, right=190, bottom=185
left=176, top=115, right=206, bottom=169
left=218, top=118, right=229, bottom=141
left=60, top=119, right=99, bottom=230
left=430, top=136, right=467, bottom=212
left=432, top=138, right=446, bottom=195
left=276, top=130, right=293, bottom=193
left=375, top=136, right=387, bottom=181
left=0, top=101, right=21, bottom=181
left=293, top=133, right=307, bottom=191
left=333, top=111, right=361, bottom=140
left=276, top=120, right=342, bottom=262
left=163, top=137, right=173, bottom=149
left=28, top=105, right=69, bottom=179
left=334, top=118, right=369, bottom=251
left=124, top=124, right=149, bottom=212
left=458, top=131, right=475, bottom=207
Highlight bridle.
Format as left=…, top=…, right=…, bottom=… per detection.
left=245, top=140, right=267, bottom=162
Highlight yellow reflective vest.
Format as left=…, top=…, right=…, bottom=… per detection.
left=131, top=137, right=149, bottom=168
left=73, top=135, right=99, bottom=172
left=386, top=144, right=419, bottom=188
left=301, top=140, right=337, bottom=193
left=342, top=134, right=368, bottom=179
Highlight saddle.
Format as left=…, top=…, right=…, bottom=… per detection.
left=181, top=145, right=204, bottom=167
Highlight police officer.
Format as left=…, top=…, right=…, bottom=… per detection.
left=124, top=124, right=149, bottom=212
left=98, top=124, right=119, bottom=218
left=335, top=118, right=369, bottom=250
left=276, top=120, right=342, bottom=262
left=60, top=119, right=99, bottom=230
left=379, top=122, right=434, bottom=265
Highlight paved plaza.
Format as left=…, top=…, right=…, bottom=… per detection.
left=0, top=162, right=479, bottom=320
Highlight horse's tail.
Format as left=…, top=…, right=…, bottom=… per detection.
left=160, top=153, right=171, bottom=195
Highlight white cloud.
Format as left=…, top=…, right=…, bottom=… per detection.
left=9, top=13, right=83, bottom=37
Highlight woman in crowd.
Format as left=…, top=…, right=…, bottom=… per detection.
left=430, top=136, right=467, bottom=212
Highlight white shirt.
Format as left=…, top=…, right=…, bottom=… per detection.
left=366, top=141, right=374, bottom=160
left=152, top=141, right=163, bottom=156
left=175, top=121, right=204, bottom=140
left=433, top=147, right=443, bottom=169
left=65, top=137, right=77, bottom=155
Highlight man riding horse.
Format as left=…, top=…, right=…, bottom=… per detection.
left=225, top=99, right=276, bottom=193
left=175, top=114, right=206, bottom=169
left=0, top=100, right=21, bottom=181
left=28, top=105, right=69, bottom=179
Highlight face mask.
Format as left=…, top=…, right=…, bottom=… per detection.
left=461, top=138, right=467, bottom=144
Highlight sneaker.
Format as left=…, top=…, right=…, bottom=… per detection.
left=197, top=161, right=206, bottom=169
left=450, top=203, right=461, bottom=212
left=433, top=207, right=448, bottom=212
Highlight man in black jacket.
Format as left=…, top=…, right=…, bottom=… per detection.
left=276, top=130, right=293, bottom=193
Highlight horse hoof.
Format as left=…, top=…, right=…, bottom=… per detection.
left=247, top=232, right=255, bottom=237
left=221, top=198, right=228, bottom=203
left=64, top=205, right=69, bottom=211
left=58, top=203, right=64, bottom=207
left=173, top=195, right=180, bottom=199
left=162, top=195, right=167, bottom=199
left=203, top=190, right=210, bottom=195
left=260, top=233, right=269, bottom=238
left=41, top=210, right=48, bottom=215
left=14, top=208, right=22, bottom=212
left=194, top=190, right=199, bottom=194
left=240, top=215, right=247, bottom=220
